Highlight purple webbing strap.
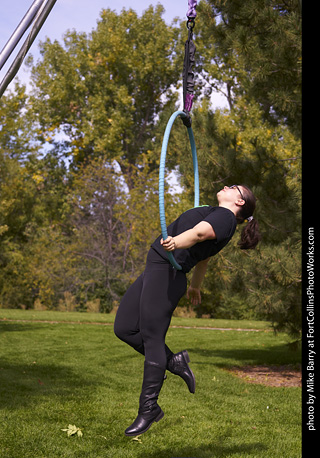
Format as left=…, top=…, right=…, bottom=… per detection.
left=187, top=0, right=197, bottom=18
left=184, top=93, right=194, bottom=112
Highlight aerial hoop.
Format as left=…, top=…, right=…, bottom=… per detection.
left=159, top=110, right=199, bottom=270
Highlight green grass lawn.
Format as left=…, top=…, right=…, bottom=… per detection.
left=0, top=310, right=301, bottom=458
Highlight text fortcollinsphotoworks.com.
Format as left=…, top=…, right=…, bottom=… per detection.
left=305, top=227, right=316, bottom=431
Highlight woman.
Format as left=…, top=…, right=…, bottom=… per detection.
left=114, top=184, right=261, bottom=436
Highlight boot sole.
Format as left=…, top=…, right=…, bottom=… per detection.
left=124, top=410, right=164, bottom=437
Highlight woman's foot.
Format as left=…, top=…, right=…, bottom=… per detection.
left=125, top=405, right=164, bottom=436
left=166, top=350, right=196, bottom=393
left=125, top=361, right=165, bottom=436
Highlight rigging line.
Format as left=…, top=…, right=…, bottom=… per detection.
left=0, top=0, right=47, bottom=71
left=0, top=0, right=58, bottom=98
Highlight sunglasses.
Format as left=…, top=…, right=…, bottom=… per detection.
left=229, top=185, right=245, bottom=201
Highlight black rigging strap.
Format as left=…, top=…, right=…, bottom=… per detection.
left=182, top=16, right=196, bottom=128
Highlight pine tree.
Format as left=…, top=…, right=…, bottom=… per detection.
left=174, top=0, right=302, bottom=337
left=196, top=0, right=302, bottom=137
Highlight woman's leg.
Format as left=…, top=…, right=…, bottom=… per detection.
left=114, top=268, right=180, bottom=361
left=114, top=273, right=145, bottom=355
left=139, top=267, right=187, bottom=368
left=124, top=265, right=187, bottom=436
left=138, top=264, right=196, bottom=394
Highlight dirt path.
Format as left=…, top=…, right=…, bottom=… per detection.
left=0, top=318, right=266, bottom=332
left=227, top=365, right=301, bottom=387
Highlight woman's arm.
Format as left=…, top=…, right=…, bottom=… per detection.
left=160, top=221, right=216, bottom=251
left=187, top=258, right=210, bottom=305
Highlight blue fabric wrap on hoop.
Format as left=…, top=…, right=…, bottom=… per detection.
left=159, top=110, right=199, bottom=270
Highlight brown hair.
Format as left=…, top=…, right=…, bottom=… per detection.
left=236, top=185, right=261, bottom=250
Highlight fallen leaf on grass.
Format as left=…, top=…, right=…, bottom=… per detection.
left=61, top=424, right=83, bottom=437
left=131, top=435, right=142, bottom=443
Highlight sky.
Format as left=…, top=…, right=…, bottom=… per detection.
left=0, top=0, right=227, bottom=108
left=0, top=0, right=189, bottom=91
left=0, top=0, right=227, bottom=192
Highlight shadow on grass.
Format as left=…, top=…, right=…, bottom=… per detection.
left=136, top=441, right=267, bottom=458
left=190, top=344, right=301, bottom=368
left=0, top=359, right=99, bottom=409
left=0, top=322, right=45, bottom=333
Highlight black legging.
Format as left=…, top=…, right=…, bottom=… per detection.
left=114, top=248, right=187, bottom=368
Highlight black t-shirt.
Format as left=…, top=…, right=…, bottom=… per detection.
left=151, top=205, right=237, bottom=273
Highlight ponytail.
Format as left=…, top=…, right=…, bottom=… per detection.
left=238, top=218, right=261, bottom=250
left=235, top=185, right=261, bottom=250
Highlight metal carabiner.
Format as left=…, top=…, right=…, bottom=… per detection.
left=186, top=17, right=195, bottom=30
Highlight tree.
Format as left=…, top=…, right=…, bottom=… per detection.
left=0, top=83, right=71, bottom=308
left=0, top=2, right=302, bottom=338
left=0, top=85, right=39, bottom=307
left=27, top=5, right=183, bottom=181
left=0, top=6, right=187, bottom=310
left=175, top=94, right=301, bottom=336
left=66, top=158, right=129, bottom=309
left=163, top=0, right=302, bottom=337
left=195, top=0, right=302, bottom=137
left=66, top=156, right=184, bottom=310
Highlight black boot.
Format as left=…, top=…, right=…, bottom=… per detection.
left=125, top=361, right=165, bottom=436
left=167, top=350, right=196, bottom=394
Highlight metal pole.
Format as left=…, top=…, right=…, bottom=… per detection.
left=0, top=0, right=46, bottom=71
left=0, top=0, right=57, bottom=97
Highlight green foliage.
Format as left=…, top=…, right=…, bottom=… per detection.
left=28, top=5, right=182, bottom=174
left=196, top=0, right=302, bottom=137
left=182, top=99, right=301, bottom=336
left=0, top=87, right=70, bottom=308
left=177, top=0, right=301, bottom=334
left=0, top=2, right=302, bottom=336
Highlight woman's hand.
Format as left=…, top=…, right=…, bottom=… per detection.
left=160, top=222, right=216, bottom=252
left=186, top=286, right=201, bottom=306
left=160, top=236, right=176, bottom=252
